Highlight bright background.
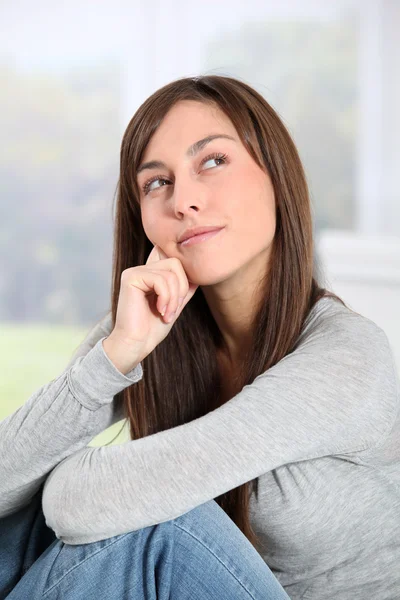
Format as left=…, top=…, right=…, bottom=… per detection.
left=1, top=0, right=399, bottom=446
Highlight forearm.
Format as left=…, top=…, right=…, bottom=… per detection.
left=0, top=338, right=142, bottom=518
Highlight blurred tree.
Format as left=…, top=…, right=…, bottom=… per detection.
left=0, top=60, right=122, bottom=324
left=0, top=18, right=357, bottom=324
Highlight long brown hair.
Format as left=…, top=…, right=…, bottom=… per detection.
left=108, top=75, right=345, bottom=554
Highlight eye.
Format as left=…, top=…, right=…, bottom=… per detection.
left=140, top=152, right=228, bottom=196
left=141, top=175, right=170, bottom=196
left=200, top=152, right=228, bottom=170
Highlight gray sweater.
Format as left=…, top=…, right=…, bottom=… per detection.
left=1, top=296, right=399, bottom=599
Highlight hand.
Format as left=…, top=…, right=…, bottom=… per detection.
left=103, top=245, right=199, bottom=373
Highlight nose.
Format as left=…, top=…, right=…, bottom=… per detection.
left=172, top=177, right=205, bottom=217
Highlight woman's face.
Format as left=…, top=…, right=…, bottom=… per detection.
left=136, top=100, right=276, bottom=286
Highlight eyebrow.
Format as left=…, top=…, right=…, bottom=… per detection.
left=137, top=134, right=237, bottom=175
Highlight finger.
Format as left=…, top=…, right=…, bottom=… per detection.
left=163, top=270, right=180, bottom=321
left=145, top=245, right=197, bottom=312
left=159, top=262, right=198, bottom=311
left=146, top=248, right=188, bottom=299
left=146, top=244, right=168, bottom=265
left=151, top=273, right=171, bottom=316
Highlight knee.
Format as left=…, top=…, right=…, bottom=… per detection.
left=43, top=515, right=175, bottom=593
left=40, top=501, right=223, bottom=592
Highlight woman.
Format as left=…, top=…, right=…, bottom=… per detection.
left=1, top=75, right=399, bottom=600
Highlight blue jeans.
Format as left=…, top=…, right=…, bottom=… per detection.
left=0, top=485, right=290, bottom=599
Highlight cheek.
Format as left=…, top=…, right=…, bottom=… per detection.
left=230, top=174, right=275, bottom=229
left=254, top=193, right=276, bottom=242
left=239, top=194, right=275, bottom=252
left=141, top=207, right=160, bottom=241
left=141, top=210, right=174, bottom=257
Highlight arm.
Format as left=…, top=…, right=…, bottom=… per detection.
left=42, top=308, right=399, bottom=545
left=0, top=312, right=143, bottom=518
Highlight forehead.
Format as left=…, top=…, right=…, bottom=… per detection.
left=141, top=100, right=237, bottom=159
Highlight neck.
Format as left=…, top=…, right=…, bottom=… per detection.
left=201, top=252, right=269, bottom=366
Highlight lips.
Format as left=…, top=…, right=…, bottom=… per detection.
left=178, top=226, right=224, bottom=244
left=179, top=227, right=224, bottom=247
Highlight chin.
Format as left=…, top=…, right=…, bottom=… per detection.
left=185, top=265, right=234, bottom=287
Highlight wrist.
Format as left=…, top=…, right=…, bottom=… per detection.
left=102, top=335, right=141, bottom=376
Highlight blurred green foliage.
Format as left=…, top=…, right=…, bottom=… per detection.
left=0, top=61, right=121, bottom=324
left=0, top=323, right=129, bottom=447
left=0, top=20, right=358, bottom=325
left=0, top=19, right=358, bottom=448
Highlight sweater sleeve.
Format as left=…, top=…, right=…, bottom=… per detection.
left=41, top=308, right=399, bottom=545
left=0, top=312, right=143, bottom=518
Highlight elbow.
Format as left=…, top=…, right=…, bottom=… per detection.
left=41, top=452, right=101, bottom=544
left=42, top=465, right=78, bottom=542
left=42, top=468, right=65, bottom=539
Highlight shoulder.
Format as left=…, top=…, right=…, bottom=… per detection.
left=266, top=297, right=399, bottom=449
left=296, top=297, right=399, bottom=406
left=300, top=297, right=392, bottom=358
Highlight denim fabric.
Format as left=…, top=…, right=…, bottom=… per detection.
left=0, top=486, right=289, bottom=599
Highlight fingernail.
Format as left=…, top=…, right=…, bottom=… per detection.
left=167, top=312, right=176, bottom=322
left=161, top=305, right=167, bottom=316
left=178, top=297, right=184, bottom=308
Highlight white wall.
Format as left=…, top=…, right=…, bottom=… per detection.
left=317, top=230, right=400, bottom=374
